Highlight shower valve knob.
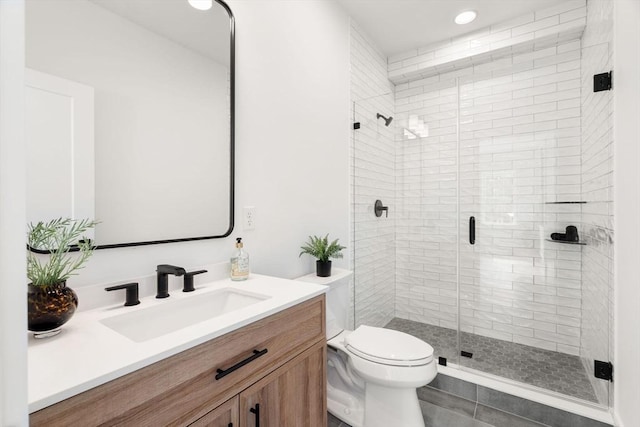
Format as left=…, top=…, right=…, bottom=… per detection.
left=374, top=200, right=388, bottom=217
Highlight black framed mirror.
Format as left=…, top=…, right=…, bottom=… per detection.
left=25, top=0, right=235, bottom=252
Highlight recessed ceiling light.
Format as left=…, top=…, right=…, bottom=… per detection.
left=188, top=0, right=212, bottom=11
left=455, top=10, right=477, bottom=25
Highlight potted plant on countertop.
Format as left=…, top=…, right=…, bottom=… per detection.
left=299, top=234, right=346, bottom=277
left=27, top=218, right=98, bottom=338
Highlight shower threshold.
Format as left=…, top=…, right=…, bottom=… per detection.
left=384, top=318, right=599, bottom=403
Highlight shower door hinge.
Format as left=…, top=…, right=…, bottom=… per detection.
left=593, top=71, right=612, bottom=92
left=353, top=122, right=361, bottom=130
left=594, top=360, right=613, bottom=382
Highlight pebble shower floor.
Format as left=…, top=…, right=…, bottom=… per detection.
left=385, top=318, right=598, bottom=403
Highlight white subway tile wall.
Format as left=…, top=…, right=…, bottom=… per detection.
left=350, top=19, right=396, bottom=328
left=388, top=0, right=587, bottom=84
left=579, top=0, right=613, bottom=405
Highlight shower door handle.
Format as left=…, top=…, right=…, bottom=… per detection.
left=469, top=216, right=475, bottom=245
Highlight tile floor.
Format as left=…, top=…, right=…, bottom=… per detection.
left=327, top=373, right=611, bottom=427
left=327, top=399, right=548, bottom=427
left=384, top=318, right=598, bottom=402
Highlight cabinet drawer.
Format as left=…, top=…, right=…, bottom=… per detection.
left=30, top=295, right=325, bottom=427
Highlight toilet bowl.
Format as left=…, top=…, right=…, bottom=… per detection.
left=294, top=269, right=437, bottom=427
left=327, top=325, right=437, bottom=427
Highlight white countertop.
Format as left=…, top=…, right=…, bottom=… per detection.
left=28, top=274, right=327, bottom=413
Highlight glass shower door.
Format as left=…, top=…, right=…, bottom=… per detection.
left=457, top=72, right=548, bottom=379
left=456, top=73, right=608, bottom=404
left=387, top=78, right=461, bottom=365
left=352, top=94, right=396, bottom=331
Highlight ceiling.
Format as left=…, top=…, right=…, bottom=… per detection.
left=336, top=0, right=577, bottom=57
left=88, top=0, right=576, bottom=67
left=90, top=0, right=230, bottom=66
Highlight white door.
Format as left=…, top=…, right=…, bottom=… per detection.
left=25, top=68, right=95, bottom=228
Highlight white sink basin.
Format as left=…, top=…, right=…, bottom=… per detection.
left=100, top=287, right=270, bottom=342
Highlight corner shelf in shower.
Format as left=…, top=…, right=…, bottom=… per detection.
left=545, top=239, right=587, bottom=245
left=544, top=201, right=587, bottom=204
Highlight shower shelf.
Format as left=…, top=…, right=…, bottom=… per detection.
left=545, top=239, right=586, bottom=246
left=544, top=201, right=587, bottom=204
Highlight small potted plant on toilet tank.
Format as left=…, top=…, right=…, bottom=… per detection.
left=299, top=234, right=345, bottom=277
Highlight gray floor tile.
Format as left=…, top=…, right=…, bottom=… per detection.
left=328, top=412, right=350, bottom=427
left=420, top=400, right=493, bottom=427
left=475, top=404, right=549, bottom=427
left=427, top=373, right=478, bottom=401
left=417, top=387, right=477, bottom=418
left=385, top=318, right=599, bottom=403
left=477, top=386, right=611, bottom=427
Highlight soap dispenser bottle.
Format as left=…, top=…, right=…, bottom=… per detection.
left=230, top=237, right=250, bottom=281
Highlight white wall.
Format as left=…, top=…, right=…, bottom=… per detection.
left=612, top=0, right=640, bottom=425
left=221, top=0, right=351, bottom=278
left=0, top=1, right=28, bottom=425
left=50, top=0, right=351, bottom=290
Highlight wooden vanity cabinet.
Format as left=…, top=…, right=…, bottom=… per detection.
left=238, top=341, right=326, bottom=427
left=189, top=396, right=239, bottom=427
left=30, top=295, right=326, bottom=427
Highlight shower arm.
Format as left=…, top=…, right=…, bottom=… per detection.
left=376, top=113, right=393, bottom=126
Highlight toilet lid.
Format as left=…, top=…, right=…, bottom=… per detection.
left=345, top=325, right=434, bottom=366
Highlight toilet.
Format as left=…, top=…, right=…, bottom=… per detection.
left=299, top=269, right=437, bottom=427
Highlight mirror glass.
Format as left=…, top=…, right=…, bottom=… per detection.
left=25, top=0, right=234, bottom=249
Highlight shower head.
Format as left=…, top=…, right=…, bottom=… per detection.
left=376, top=113, right=393, bottom=127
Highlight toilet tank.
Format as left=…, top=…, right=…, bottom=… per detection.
left=295, top=269, right=352, bottom=339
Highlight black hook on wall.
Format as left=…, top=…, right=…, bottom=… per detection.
left=374, top=200, right=388, bottom=217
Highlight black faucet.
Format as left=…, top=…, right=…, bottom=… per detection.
left=105, top=282, right=140, bottom=306
left=183, top=270, right=208, bottom=292
left=156, top=264, right=186, bottom=298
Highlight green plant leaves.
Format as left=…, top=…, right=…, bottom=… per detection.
left=27, top=218, right=99, bottom=287
left=299, top=234, right=345, bottom=262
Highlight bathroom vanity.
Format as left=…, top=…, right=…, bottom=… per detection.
left=28, top=275, right=327, bottom=426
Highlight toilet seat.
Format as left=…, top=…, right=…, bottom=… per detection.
left=345, top=325, right=434, bottom=367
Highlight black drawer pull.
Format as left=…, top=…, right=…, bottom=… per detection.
left=250, top=403, right=260, bottom=427
left=215, top=349, right=268, bottom=380
left=469, top=216, right=475, bottom=245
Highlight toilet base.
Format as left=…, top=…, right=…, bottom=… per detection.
left=328, top=350, right=365, bottom=426
left=327, top=390, right=364, bottom=427
left=328, top=381, right=426, bottom=427
left=327, top=346, right=428, bottom=427
left=363, top=383, right=425, bottom=427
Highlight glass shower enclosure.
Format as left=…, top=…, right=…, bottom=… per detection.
left=352, top=67, right=611, bottom=406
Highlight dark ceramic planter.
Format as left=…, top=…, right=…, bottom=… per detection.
left=316, top=260, right=332, bottom=277
left=28, top=282, right=78, bottom=338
